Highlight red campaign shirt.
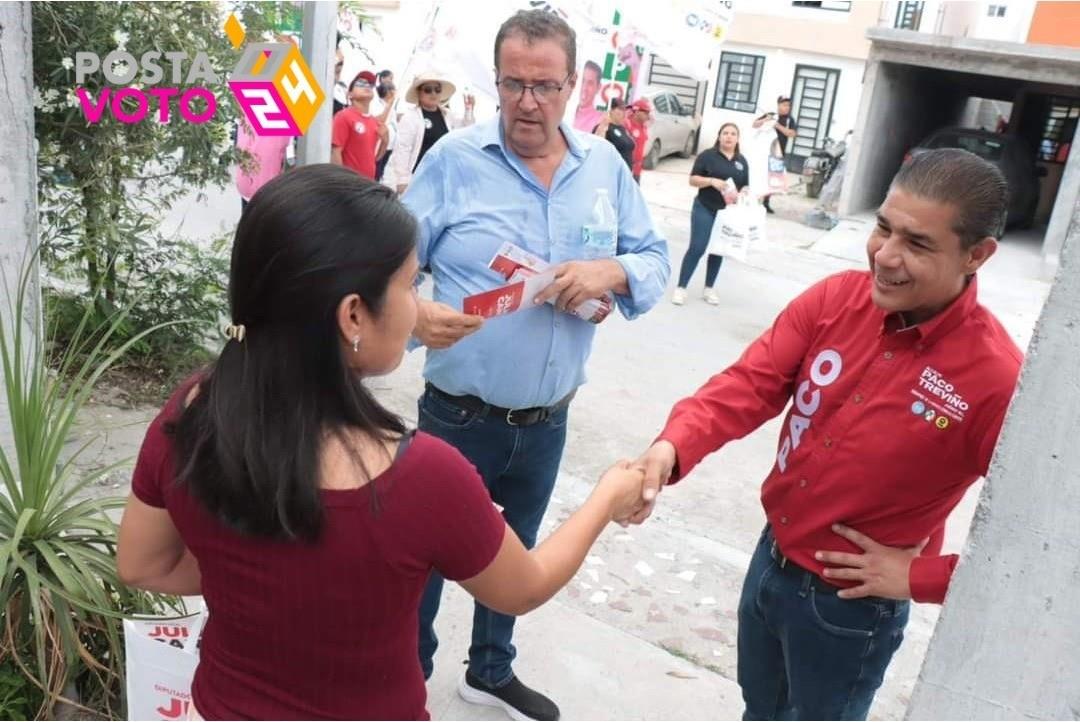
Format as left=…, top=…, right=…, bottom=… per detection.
left=332, top=107, right=380, bottom=179
left=627, top=119, right=648, bottom=176
left=658, top=271, right=1022, bottom=604
left=131, top=383, right=506, bottom=720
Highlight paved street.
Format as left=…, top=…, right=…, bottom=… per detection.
left=79, top=156, right=1052, bottom=720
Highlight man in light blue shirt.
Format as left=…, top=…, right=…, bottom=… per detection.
left=403, top=10, right=668, bottom=720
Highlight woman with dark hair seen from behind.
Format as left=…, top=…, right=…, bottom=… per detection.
left=116, top=164, right=645, bottom=720
left=672, top=122, right=749, bottom=307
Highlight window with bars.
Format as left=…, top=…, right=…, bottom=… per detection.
left=1039, top=98, right=1080, bottom=163
left=714, top=52, right=765, bottom=113
left=792, top=1, right=852, bottom=10
left=894, top=1, right=924, bottom=29
left=987, top=4, right=1006, bottom=16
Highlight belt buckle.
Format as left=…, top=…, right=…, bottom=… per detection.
left=507, top=406, right=547, bottom=426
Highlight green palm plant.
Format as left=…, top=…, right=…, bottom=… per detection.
left=0, top=258, right=184, bottom=719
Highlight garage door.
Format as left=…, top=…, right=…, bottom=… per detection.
left=647, top=54, right=706, bottom=148
left=647, top=55, right=705, bottom=115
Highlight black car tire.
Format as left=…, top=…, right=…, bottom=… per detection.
left=643, top=140, right=661, bottom=170
left=679, top=133, right=696, bottom=158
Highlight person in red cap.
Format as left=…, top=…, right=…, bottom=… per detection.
left=626, top=98, right=651, bottom=184
left=331, top=70, right=389, bottom=179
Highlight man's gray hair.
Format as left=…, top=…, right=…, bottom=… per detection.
left=891, top=148, right=1008, bottom=247
left=494, top=10, right=577, bottom=75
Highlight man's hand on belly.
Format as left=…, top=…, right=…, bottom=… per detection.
left=815, top=524, right=930, bottom=601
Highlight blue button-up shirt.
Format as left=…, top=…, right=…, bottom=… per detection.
left=403, top=117, right=670, bottom=409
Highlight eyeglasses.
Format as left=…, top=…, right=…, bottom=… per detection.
left=351, top=79, right=372, bottom=89
left=419, top=84, right=442, bottom=94
left=495, top=74, right=571, bottom=104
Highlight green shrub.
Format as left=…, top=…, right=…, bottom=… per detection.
left=45, top=235, right=227, bottom=402
left=2, top=258, right=184, bottom=719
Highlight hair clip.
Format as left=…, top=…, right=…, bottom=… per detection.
left=224, top=323, right=247, bottom=343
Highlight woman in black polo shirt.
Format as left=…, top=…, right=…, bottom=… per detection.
left=672, top=122, right=749, bottom=306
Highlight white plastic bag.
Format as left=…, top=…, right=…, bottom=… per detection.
left=748, top=124, right=774, bottom=200
left=708, top=198, right=766, bottom=261
left=767, top=139, right=788, bottom=194
left=746, top=201, right=768, bottom=251
left=124, top=608, right=206, bottom=721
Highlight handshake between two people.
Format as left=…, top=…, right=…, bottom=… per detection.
left=588, top=441, right=926, bottom=602
left=591, top=440, right=678, bottom=527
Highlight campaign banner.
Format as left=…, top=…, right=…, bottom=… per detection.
left=124, top=609, right=206, bottom=721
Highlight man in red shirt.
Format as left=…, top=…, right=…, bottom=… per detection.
left=331, top=70, right=387, bottom=179
left=630, top=149, right=1023, bottom=720
left=626, top=98, right=651, bottom=184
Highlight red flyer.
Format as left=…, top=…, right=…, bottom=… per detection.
left=463, top=268, right=559, bottom=318
left=478, top=242, right=613, bottom=324
left=489, top=243, right=545, bottom=280
left=490, top=253, right=532, bottom=280
left=463, top=282, right=526, bottom=318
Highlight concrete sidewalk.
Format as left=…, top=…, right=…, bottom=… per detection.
left=426, top=584, right=743, bottom=720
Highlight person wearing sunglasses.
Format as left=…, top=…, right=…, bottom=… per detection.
left=331, top=70, right=389, bottom=180
left=390, top=71, right=475, bottom=195
left=401, top=10, right=669, bottom=720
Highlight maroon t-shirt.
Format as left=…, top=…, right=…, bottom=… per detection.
left=131, top=386, right=506, bottom=720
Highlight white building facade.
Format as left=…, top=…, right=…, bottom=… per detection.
left=677, top=1, right=1049, bottom=172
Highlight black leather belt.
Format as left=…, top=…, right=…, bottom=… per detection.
left=425, top=383, right=575, bottom=427
left=764, top=525, right=839, bottom=594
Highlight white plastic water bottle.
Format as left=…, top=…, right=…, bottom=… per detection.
left=581, top=189, right=618, bottom=260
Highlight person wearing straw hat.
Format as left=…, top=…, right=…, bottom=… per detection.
left=391, top=71, right=476, bottom=195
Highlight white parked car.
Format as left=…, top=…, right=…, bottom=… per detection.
left=639, top=89, right=702, bottom=169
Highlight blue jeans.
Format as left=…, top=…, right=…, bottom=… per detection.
left=738, top=528, right=910, bottom=720
left=677, top=198, right=725, bottom=288
left=416, top=387, right=569, bottom=688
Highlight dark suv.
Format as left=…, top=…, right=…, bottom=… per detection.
left=907, top=127, right=1043, bottom=228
